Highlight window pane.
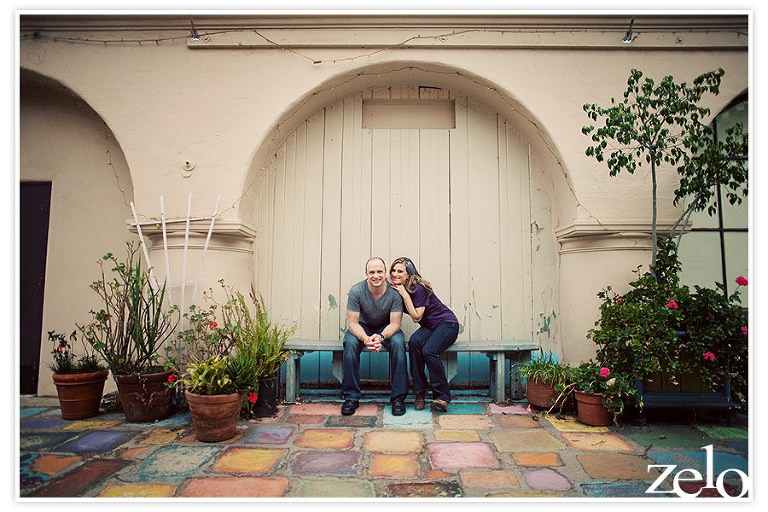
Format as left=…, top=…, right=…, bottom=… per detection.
left=678, top=232, right=722, bottom=290
left=716, top=100, right=748, bottom=229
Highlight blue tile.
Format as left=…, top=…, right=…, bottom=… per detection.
left=54, top=430, right=135, bottom=453
left=447, top=403, right=486, bottom=414
left=579, top=482, right=665, bottom=498
left=648, top=449, right=748, bottom=475
left=20, top=407, right=50, bottom=419
left=20, top=420, right=69, bottom=430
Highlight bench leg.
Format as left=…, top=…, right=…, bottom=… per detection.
left=508, top=351, right=530, bottom=400
left=285, top=353, right=301, bottom=403
left=442, top=352, right=457, bottom=383
left=331, top=351, right=343, bottom=383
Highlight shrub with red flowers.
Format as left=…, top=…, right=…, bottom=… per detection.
left=49, top=330, right=105, bottom=374
left=588, top=237, right=748, bottom=413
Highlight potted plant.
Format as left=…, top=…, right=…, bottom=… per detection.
left=568, top=361, right=638, bottom=426
left=166, top=301, right=260, bottom=442
left=48, top=330, right=108, bottom=420
left=519, top=352, right=571, bottom=410
left=78, top=242, right=179, bottom=423
left=218, top=282, right=296, bottom=418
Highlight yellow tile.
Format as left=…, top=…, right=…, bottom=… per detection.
left=434, top=429, right=480, bottom=442
left=295, top=429, right=354, bottom=449
left=369, top=454, right=419, bottom=478
left=364, top=430, right=423, bottom=452
left=63, top=420, right=120, bottom=430
left=97, top=484, right=176, bottom=497
left=210, top=447, right=286, bottom=475
left=544, top=414, right=609, bottom=433
left=138, top=428, right=185, bottom=444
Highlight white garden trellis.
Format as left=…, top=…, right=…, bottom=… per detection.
left=129, top=194, right=222, bottom=350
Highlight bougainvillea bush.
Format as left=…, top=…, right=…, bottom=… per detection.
left=588, top=237, right=748, bottom=411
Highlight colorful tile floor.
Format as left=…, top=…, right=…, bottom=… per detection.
left=18, top=394, right=749, bottom=499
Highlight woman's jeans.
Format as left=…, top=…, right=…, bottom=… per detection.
left=342, top=325, right=407, bottom=403
left=409, top=322, right=459, bottom=403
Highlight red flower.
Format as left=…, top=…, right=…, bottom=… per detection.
left=209, top=322, right=218, bottom=328
left=248, top=392, right=258, bottom=403
left=666, top=300, right=678, bottom=309
left=703, top=352, right=715, bottom=361
left=736, top=276, right=748, bottom=286
left=168, top=374, right=178, bottom=382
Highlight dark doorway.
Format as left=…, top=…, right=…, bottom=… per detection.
left=20, top=181, right=51, bottom=394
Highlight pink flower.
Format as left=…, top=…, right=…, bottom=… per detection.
left=666, top=300, right=678, bottom=309
left=527, top=404, right=532, bottom=413
left=599, top=367, right=611, bottom=378
left=742, top=326, right=748, bottom=336
left=736, top=276, right=748, bottom=286
left=703, top=352, right=715, bottom=361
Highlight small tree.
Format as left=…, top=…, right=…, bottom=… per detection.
left=582, top=68, right=747, bottom=271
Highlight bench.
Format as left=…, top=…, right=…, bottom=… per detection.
left=283, top=339, right=539, bottom=404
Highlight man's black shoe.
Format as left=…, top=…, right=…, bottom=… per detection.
left=341, top=400, right=359, bottom=416
left=391, top=398, right=406, bottom=416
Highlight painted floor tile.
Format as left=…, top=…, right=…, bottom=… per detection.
left=55, top=430, right=135, bottom=453
left=561, top=432, right=633, bottom=451
left=137, top=428, right=185, bottom=444
left=209, top=447, right=286, bottom=476
left=28, top=458, right=131, bottom=497
left=433, top=429, right=480, bottom=442
left=447, top=403, right=486, bottom=414
left=20, top=453, right=81, bottom=489
left=20, top=420, right=69, bottom=430
left=364, top=430, right=423, bottom=452
left=382, top=408, right=433, bottom=428
left=386, top=481, right=463, bottom=497
left=295, top=428, right=354, bottom=449
left=579, top=482, right=663, bottom=498
left=521, top=468, right=572, bottom=491
left=127, top=445, right=219, bottom=482
left=286, top=414, right=325, bottom=424
left=290, top=402, right=376, bottom=416
left=647, top=449, right=748, bottom=476
left=489, top=403, right=528, bottom=415
left=577, top=453, right=656, bottom=480
left=428, top=442, right=500, bottom=469
left=179, top=477, right=288, bottom=497
left=247, top=425, right=296, bottom=444
left=437, top=414, right=494, bottom=430
left=63, top=420, right=121, bottom=430
left=20, top=432, right=78, bottom=452
left=544, top=414, right=610, bottom=433
left=20, top=407, right=50, bottom=419
left=489, top=429, right=565, bottom=452
left=369, top=453, right=420, bottom=478
left=97, top=484, right=177, bottom=497
left=622, top=424, right=721, bottom=449
left=513, top=452, right=562, bottom=466
left=289, top=450, right=362, bottom=475
left=494, top=414, right=542, bottom=429
left=695, top=425, right=749, bottom=440
left=460, top=469, right=519, bottom=489
left=325, top=415, right=378, bottom=428
left=290, top=478, right=375, bottom=498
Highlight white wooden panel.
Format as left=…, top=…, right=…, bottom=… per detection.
left=370, top=129, right=391, bottom=257
left=300, top=117, right=323, bottom=339
left=319, top=104, right=342, bottom=340
left=466, top=102, right=502, bottom=340
left=270, top=143, right=287, bottom=314
left=449, top=99, right=472, bottom=342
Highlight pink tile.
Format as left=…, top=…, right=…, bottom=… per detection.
left=428, top=442, right=500, bottom=470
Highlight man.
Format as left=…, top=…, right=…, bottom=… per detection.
left=341, top=257, right=408, bottom=416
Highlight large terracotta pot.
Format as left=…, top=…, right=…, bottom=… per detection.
left=52, top=370, right=109, bottom=420
left=113, top=370, right=174, bottom=423
left=574, top=390, right=613, bottom=426
left=186, top=390, right=245, bottom=442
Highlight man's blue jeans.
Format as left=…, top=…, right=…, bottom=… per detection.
left=409, top=322, right=459, bottom=403
left=342, top=325, right=407, bottom=402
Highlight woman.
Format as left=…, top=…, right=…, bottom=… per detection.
left=389, top=257, right=459, bottom=412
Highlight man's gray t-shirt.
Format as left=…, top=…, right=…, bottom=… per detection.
left=347, top=280, right=404, bottom=329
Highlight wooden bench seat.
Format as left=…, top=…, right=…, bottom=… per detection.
left=283, top=339, right=539, bottom=404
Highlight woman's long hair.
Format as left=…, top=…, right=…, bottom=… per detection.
left=390, top=257, right=432, bottom=295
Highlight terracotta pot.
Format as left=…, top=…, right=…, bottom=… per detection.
left=52, top=370, right=109, bottom=420
left=113, top=370, right=174, bottom=423
left=574, top=390, right=613, bottom=426
left=526, top=377, right=560, bottom=409
left=186, top=390, right=245, bottom=442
